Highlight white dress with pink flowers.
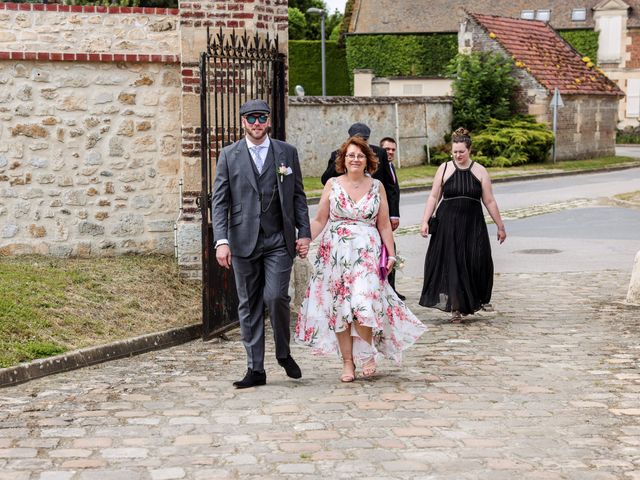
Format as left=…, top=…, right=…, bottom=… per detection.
left=295, top=178, right=426, bottom=365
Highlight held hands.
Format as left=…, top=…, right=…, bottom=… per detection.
left=216, top=244, right=232, bottom=269
left=386, top=256, right=396, bottom=272
left=296, top=238, right=311, bottom=259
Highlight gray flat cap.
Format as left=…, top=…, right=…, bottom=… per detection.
left=240, top=99, right=271, bottom=116
left=348, top=122, right=371, bottom=139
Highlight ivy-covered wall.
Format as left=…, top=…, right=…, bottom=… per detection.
left=345, top=33, right=458, bottom=79
left=558, top=29, right=599, bottom=63
left=288, top=40, right=350, bottom=96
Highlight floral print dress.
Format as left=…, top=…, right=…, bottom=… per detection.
left=295, top=178, right=426, bottom=365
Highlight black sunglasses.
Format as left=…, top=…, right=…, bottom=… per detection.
left=245, top=114, right=269, bottom=124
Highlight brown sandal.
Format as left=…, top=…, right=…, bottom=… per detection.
left=341, top=358, right=356, bottom=383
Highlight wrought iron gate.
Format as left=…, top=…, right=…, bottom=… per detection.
left=199, top=28, right=287, bottom=339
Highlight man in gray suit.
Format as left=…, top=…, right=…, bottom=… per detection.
left=212, top=99, right=311, bottom=389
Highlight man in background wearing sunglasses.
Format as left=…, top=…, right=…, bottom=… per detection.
left=212, top=99, right=312, bottom=389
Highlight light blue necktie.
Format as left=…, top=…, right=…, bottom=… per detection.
left=251, top=145, right=264, bottom=173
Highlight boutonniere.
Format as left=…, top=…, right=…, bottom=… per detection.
left=278, top=163, right=293, bottom=182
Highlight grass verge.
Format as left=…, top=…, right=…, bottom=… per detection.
left=0, top=255, right=200, bottom=368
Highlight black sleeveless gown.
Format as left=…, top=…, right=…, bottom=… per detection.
left=419, top=161, right=493, bottom=315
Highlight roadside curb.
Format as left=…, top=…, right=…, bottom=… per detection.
left=0, top=323, right=202, bottom=388
left=305, top=162, right=640, bottom=205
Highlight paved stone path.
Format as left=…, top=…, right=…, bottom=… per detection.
left=0, top=271, right=638, bottom=480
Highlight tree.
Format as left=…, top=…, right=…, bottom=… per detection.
left=287, top=0, right=344, bottom=41
left=288, top=8, right=307, bottom=40
left=447, top=52, right=518, bottom=132
left=288, top=0, right=325, bottom=13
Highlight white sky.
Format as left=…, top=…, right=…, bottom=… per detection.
left=325, top=0, right=347, bottom=14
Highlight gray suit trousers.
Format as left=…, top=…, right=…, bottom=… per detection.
left=231, top=231, right=293, bottom=372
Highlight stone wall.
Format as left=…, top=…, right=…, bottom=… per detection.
left=0, top=3, right=182, bottom=257
left=0, top=3, right=179, bottom=56
left=287, top=96, right=452, bottom=177
left=555, top=95, right=619, bottom=160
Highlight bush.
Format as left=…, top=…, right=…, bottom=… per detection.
left=472, top=117, right=554, bottom=166
left=447, top=52, right=518, bottom=132
left=424, top=144, right=450, bottom=165
left=558, top=30, right=599, bottom=64
left=616, top=126, right=640, bottom=144
left=425, top=117, right=554, bottom=167
left=289, top=40, right=350, bottom=96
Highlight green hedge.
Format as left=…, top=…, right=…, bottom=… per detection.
left=288, top=40, right=350, bottom=96
left=558, top=29, right=599, bottom=63
left=345, top=33, right=458, bottom=79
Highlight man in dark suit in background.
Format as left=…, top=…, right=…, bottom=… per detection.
left=212, top=99, right=311, bottom=389
left=380, top=136, right=405, bottom=300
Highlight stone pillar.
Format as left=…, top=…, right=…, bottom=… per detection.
left=176, top=0, right=288, bottom=280
left=626, top=250, right=640, bottom=305
left=353, top=69, right=375, bottom=96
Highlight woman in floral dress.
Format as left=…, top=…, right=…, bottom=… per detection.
left=296, top=136, right=426, bottom=382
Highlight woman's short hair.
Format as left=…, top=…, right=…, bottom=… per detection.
left=335, top=135, right=379, bottom=175
left=451, top=127, right=472, bottom=148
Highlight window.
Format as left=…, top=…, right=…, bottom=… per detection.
left=598, top=15, right=622, bottom=62
left=521, top=10, right=534, bottom=20
left=536, top=9, right=551, bottom=21
left=572, top=8, right=587, bottom=22
left=626, top=79, right=640, bottom=117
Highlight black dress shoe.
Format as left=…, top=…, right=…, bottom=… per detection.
left=277, top=355, right=302, bottom=379
left=233, top=369, right=266, bottom=389
left=396, top=292, right=406, bottom=301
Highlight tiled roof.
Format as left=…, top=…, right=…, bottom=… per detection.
left=350, top=0, right=638, bottom=34
left=470, top=12, right=623, bottom=96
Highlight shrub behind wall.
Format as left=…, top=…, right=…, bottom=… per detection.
left=345, top=33, right=458, bottom=79
left=558, top=29, right=599, bottom=63
left=288, top=40, right=350, bottom=96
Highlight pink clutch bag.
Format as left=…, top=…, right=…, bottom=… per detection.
left=379, top=244, right=389, bottom=280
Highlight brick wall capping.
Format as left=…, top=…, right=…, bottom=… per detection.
left=0, top=2, right=179, bottom=16
left=0, top=51, right=180, bottom=64
left=288, top=96, right=454, bottom=105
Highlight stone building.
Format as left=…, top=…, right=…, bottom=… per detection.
left=462, top=12, right=623, bottom=160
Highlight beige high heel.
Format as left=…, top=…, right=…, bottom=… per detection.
left=341, top=358, right=356, bottom=382
left=362, top=357, right=377, bottom=378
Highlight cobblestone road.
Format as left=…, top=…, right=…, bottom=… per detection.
left=0, top=271, right=639, bottom=480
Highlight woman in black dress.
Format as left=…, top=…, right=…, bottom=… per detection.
left=419, top=128, right=507, bottom=322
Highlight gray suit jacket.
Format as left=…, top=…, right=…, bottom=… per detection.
left=212, top=137, right=311, bottom=258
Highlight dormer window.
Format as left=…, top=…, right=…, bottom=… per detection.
left=521, top=10, right=535, bottom=20
left=536, top=9, right=551, bottom=21
left=572, top=8, right=587, bottom=21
